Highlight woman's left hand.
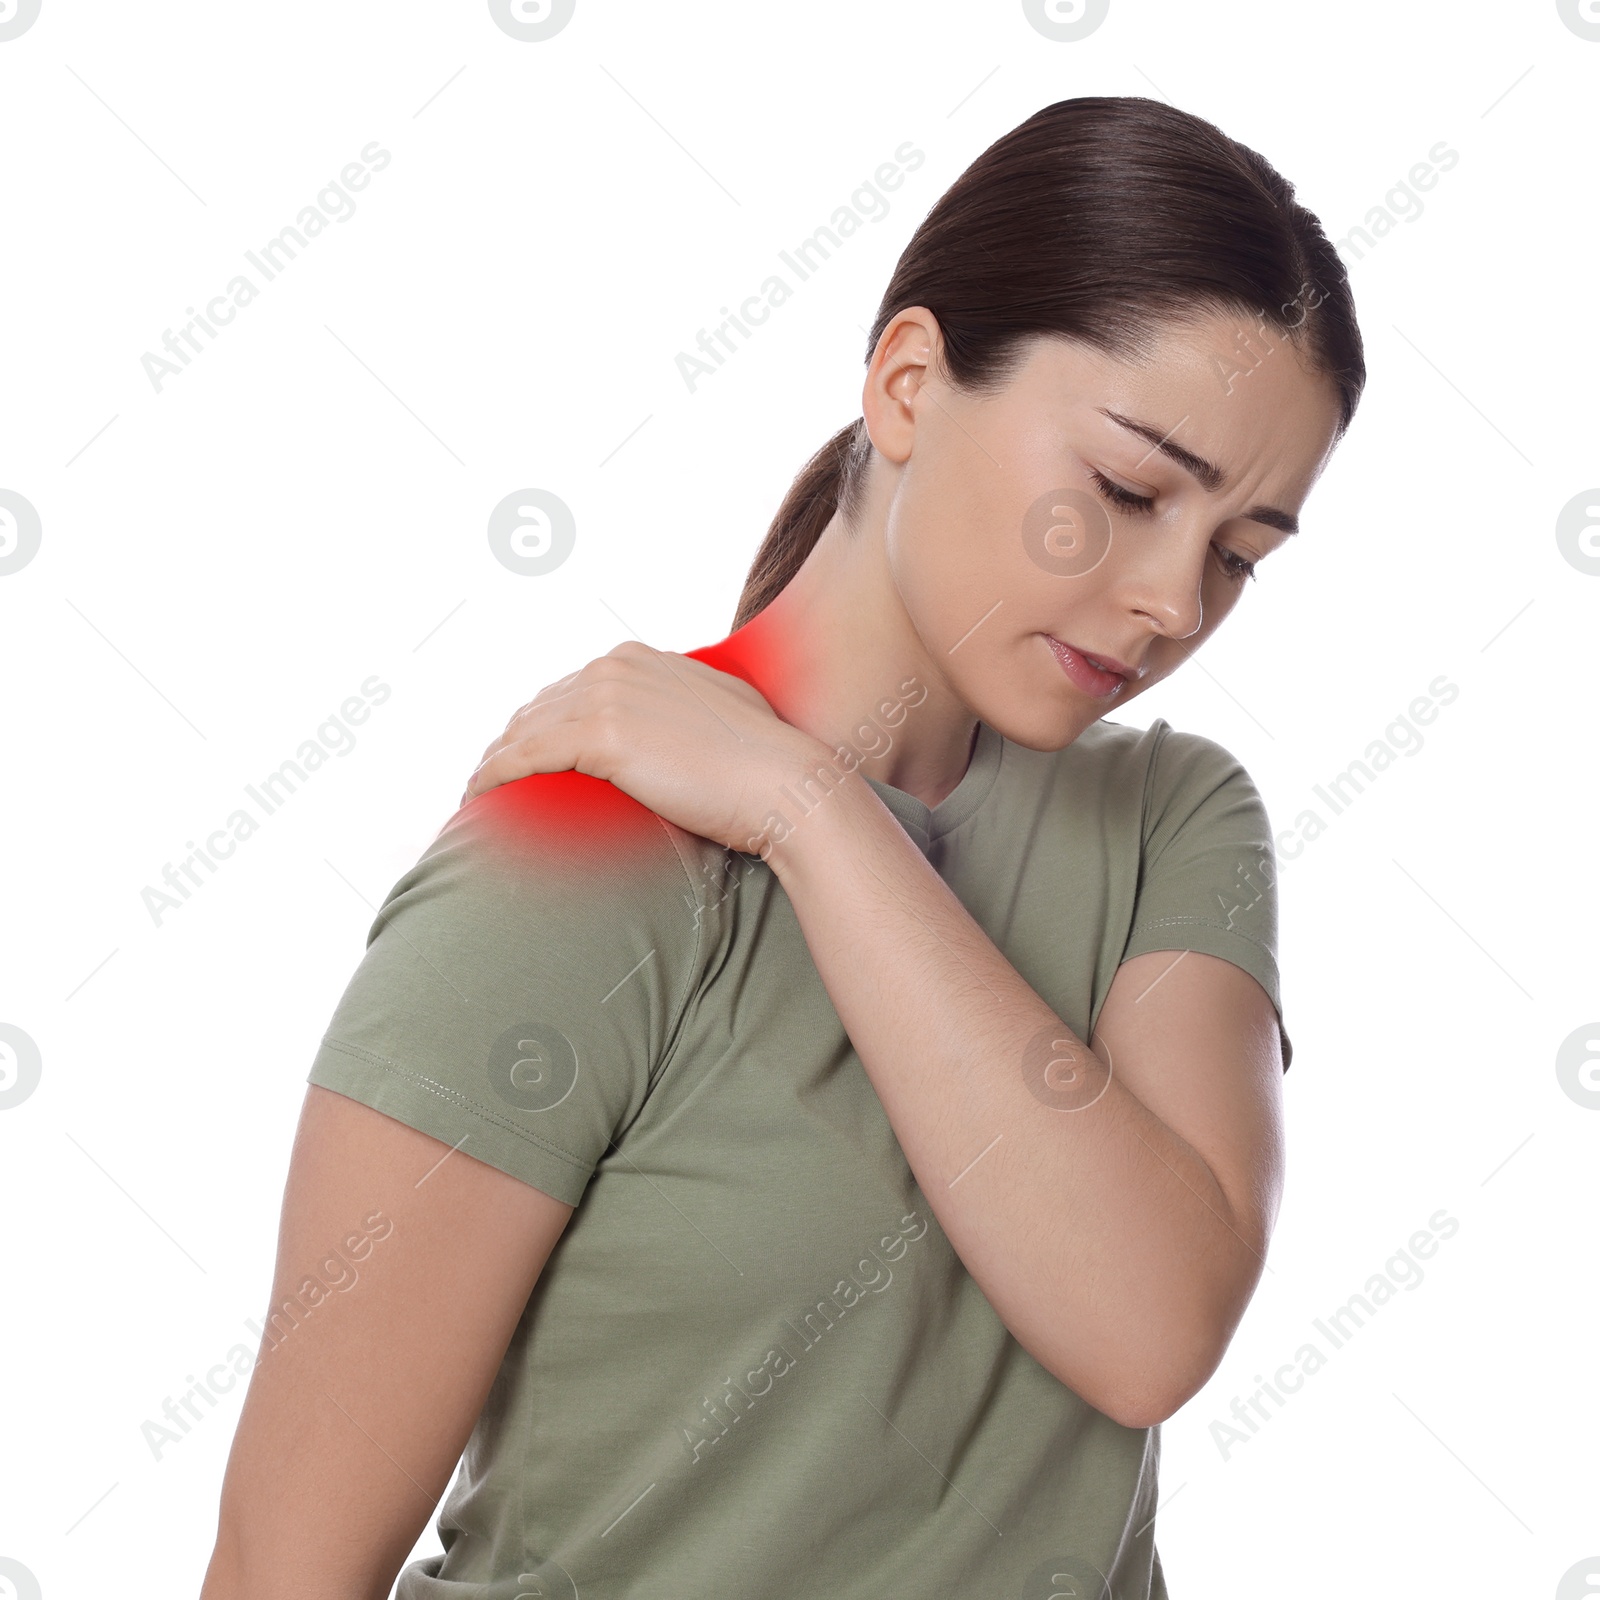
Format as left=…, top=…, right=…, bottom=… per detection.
left=459, top=640, right=828, bottom=854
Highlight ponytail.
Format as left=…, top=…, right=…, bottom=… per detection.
left=731, top=418, right=871, bottom=631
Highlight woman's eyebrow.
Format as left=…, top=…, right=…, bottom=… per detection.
left=1098, top=407, right=1300, bottom=535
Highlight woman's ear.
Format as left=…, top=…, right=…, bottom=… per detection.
left=861, top=307, right=943, bottom=467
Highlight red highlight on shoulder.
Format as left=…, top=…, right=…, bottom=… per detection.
left=444, top=620, right=793, bottom=863
left=453, top=765, right=665, bottom=865
left=682, top=627, right=782, bottom=693
left=684, top=617, right=797, bottom=710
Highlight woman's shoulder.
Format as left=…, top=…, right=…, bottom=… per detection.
left=1062, top=714, right=1258, bottom=795
left=1002, top=715, right=1265, bottom=855
left=999, top=713, right=1250, bottom=788
left=382, top=769, right=729, bottom=958
left=1070, top=712, right=1248, bottom=769
left=311, top=770, right=725, bottom=1209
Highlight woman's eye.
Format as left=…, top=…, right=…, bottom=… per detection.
left=1087, top=467, right=1156, bottom=516
left=1086, top=465, right=1258, bottom=582
left=1213, top=544, right=1258, bottom=583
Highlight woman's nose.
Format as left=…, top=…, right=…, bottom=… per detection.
left=1116, top=533, right=1207, bottom=642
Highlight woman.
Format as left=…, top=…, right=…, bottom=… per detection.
left=201, top=96, right=1363, bottom=1599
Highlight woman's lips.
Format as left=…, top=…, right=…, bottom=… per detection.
left=1046, top=636, right=1126, bottom=699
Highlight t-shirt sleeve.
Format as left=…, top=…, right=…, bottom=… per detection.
left=305, top=773, right=714, bottom=1203
left=1120, top=722, right=1293, bottom=1073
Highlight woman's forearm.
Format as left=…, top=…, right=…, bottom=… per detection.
left=767, top=766, right=1261, bottom=1428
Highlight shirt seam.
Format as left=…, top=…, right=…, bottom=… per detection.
left=647, top=813, right=708, bottom=1092
left=315, top=1036, right=592, bottom=1176
left=927, top=722, right=1008, bottom=844
left=1121, top=921, right=1292, bottom=1074
left=1137, top=717, right=1174, bottom=854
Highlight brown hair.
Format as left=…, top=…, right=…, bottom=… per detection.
left=731, top=95, right=1366, bottom=630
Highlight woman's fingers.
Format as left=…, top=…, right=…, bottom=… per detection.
left=465, top=689, right=600, bottom=797
left=462, top=646, right=744, bottom=805
left=465, top=742, right=546, bottom=798
left=495, top=674, right=585, bottom=746
left=464, top=671, right=594, bottom=798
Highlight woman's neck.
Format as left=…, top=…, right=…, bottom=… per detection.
left=689, top=514, right=980, bottom=809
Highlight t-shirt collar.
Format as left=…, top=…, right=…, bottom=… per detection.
left=860, top=721, right=1003, bottom=849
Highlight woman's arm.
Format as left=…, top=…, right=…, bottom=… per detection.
left=457, top=642, right=1284, bottom=1428
left=200, top=1085, right=574, bottom=1600
left=767, top=774, right=1285, bottom=1431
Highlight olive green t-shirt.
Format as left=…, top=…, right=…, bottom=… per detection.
left=306, top=707, right=1288, bottom=1600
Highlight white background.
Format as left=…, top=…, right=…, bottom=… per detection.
left=1, top=1, right=1595, bottom=1595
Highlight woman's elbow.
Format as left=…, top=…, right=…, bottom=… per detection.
left=1042, top=1325, right=1232, bottom=1431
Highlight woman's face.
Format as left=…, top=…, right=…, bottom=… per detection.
left=871, top=307, right=1346, bottom=750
